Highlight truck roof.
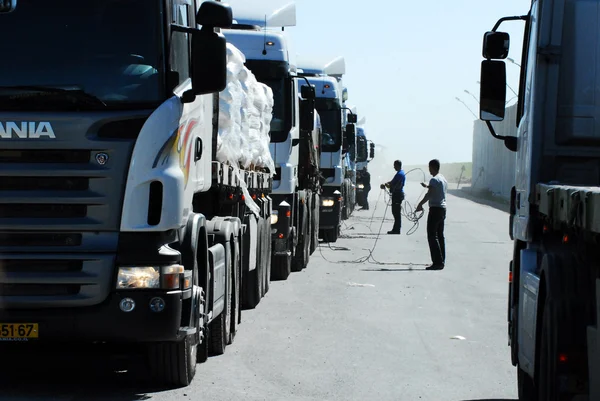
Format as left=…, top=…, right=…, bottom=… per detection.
left=297, top=55, right=346, bottom=77
left=225, top=0, right=296, bottom=28
left=223, top=29, right=295, bottom=68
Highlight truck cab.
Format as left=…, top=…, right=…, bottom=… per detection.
left=221, top=1, right=320, bottom=278
left=355, top=125, right=375, bottom=209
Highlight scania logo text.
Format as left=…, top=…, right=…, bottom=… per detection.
left=0, top=122, right=56, bottom=139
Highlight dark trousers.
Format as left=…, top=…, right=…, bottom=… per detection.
left=427, top=207, right=446, bottom=265
left=391, top=193, right=404, bottom=232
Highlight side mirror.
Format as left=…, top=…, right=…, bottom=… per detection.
left=196, top=1, right=233, bottom=28
left=301, top=85, right=315, bottom=100
left=482, top=31, right=510, bottom=59
left=342, top=88, right=349, bottom=102
left=299, top=99, right=315, bottom=132
left=347, top=113, right=357, bottom=124
left=190, top=29, right=227, bottom=96
left=479, top=60, right=507, bottom=121
left=0, top=0, right=17, bottom=13
left=345, top=124, right=356, bottom=146
left=369, top=143, right=375, bottom=159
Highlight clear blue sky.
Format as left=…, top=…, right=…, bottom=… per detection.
left=226, top=0, right=530, bottom=165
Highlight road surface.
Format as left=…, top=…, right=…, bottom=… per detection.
left=0, top=182, right=518, bottom=401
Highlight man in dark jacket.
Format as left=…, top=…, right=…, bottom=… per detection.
left=380, top=160, right=406, bottom=234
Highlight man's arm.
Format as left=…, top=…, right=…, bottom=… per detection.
left=416, top=179, right=434, bottom=211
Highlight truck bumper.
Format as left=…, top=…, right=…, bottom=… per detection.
left=0, top=290, right=185, bottom=344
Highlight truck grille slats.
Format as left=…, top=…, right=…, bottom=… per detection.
left=0, top=113, right=145, bottom=308
left=0, top=149, right=91, bottom=164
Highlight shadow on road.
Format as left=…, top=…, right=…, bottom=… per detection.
left=461, top=399, right=518, bottom=401
left=361, top=267, right=430, bottom=272
left=447, top=187, right=509, bottom=214
left=0, top=346, right=174, bottom=400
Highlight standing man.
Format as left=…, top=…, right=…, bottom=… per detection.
left=416, top=159, right=448, bottom=270
left=360, top=168, right=371, bottom=210
left=380, top=160, right=405, bottom=234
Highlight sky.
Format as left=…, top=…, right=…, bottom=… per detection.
left=224, top=0, right=530, bottom=166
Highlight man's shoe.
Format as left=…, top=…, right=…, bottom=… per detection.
left=426, top=264, right=444, bottom=270
left=387, top=230, right=400, bottom=235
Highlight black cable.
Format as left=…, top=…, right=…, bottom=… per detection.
left=318, top=167, right=430, bottom=266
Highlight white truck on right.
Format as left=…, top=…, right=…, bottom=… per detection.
left=479, top=1, right=600, bottom=399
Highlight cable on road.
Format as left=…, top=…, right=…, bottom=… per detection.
left=318, top=168, right=430, bottom=266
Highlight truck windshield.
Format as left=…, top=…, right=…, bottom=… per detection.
left=315, top=98, right=341, bottom=152
left=260, top=78, right=291, bottom=142
left=356, top=134, right=368, bottom=162
left=0, top=0, right=164, bottom=111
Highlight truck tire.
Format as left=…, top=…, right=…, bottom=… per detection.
left=517, top=366, right=537, bottom=401
left=292, top=203, right=309, bottom=272
left=242, top=215, right=261, bottom=309
left=147, top=336, right=197, bottom=388
left=271, top=253, right=291, bottom=281
left=264, top=217, right=271, bottom=294
left=228, top=237, right=240, bottom=344
left=310, top=194, right=319, bottom=255
left=322, top=227, right=338, bottom=243
left=209, top=235, right=233, bottom=356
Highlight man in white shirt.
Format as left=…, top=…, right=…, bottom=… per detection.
left=416, top=159, right=448, bottom=270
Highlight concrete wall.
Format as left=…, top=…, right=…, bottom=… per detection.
left=471, top=104, right=518, bottom=201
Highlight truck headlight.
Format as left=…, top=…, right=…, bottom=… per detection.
left=322, top=198, right=335, bottom=207
left=358, top=184, right=365, bottom=189
left=271, top=210, right=278, bottom=225
left=116, top=264, right=184, bottom=290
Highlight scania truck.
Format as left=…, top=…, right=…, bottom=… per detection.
left=298, top=57, right=356, bottom=242
left=478, top=1, right=600, bottom=399
left=221, top=0, right=322, bottom=280
left=0, top=0, right=274, bottom=388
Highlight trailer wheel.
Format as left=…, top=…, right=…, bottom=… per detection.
left=517, top=366, right=537, bottom=401
left=147, top=336, right=197, bottom=388
left=271, top=253, right=291, bottom=281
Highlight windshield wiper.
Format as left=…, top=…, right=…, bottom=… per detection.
left=0, top=85, right=107, bottom=107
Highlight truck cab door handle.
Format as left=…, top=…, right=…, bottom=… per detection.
left=195, top=138, right=203, bottom=162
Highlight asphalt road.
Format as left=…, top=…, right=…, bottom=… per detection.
left=0, top=182, right=518, bottom=401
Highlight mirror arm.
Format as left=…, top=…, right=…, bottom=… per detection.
left=492, top=15, right=528, bottom=31
left=485, top=121, right=518, bottom=152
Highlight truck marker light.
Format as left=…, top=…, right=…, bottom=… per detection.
left=119, top=298, right=136, bottom=313
left=183, top=277, right=191, bottom=289
left=278, top=233, right=284, bottom=239
left=241, top=195, right=246, bottom=201
left=509, top=271, right=513, bottom=283
left=285, top=210, right=291, bottom=218
left=161, top=265, right=184, bottom=290
left=252, top=194, right=257, bottom=200
left=563, top=234, right=569, bottom=244
left=149, top=297, right=166, bottom=313
left=228, top=193, right=234, bottom=200
left=543, top=224, right=549, bottom=233
left=559, top=353, right=568, bottom=363
left=266, top=41, right=275, bottom=46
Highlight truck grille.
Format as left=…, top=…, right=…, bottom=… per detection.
left=0, top=113, right=145, bottom=308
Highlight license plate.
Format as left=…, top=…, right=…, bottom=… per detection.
left=0, top=323, right=38, bottom=340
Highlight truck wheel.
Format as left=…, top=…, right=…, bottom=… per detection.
left=271, top=253, right=291, bottom=281
left=209, top=238, right=232, bottom=356
left=147, top=336, right=197, bottom=388
left=242, top=216, right=261, bottom=309
left=229, top=238, right=240, bottom=344
left=323, top=227, right=338, bottom=243
left=264, top=218, right=271, bottom=294
left=517, top=366, right=537, bottom=401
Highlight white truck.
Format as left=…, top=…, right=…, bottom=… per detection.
left=298, top=57, right=357, bottom=242
left=478, top=0, right=600, bottom=399
left=0, top=0, right=275, bottom=388
left=221, top=1, right=322, bottom=281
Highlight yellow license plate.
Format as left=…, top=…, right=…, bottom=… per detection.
left=0, top=323, right=38, bottom=339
